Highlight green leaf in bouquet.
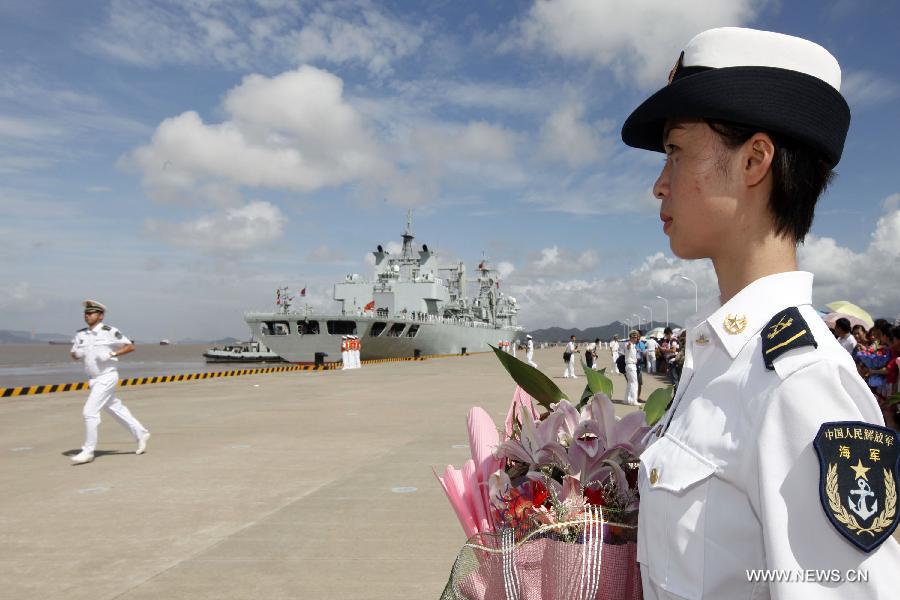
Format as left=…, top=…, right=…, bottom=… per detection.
left=576, top=383, right=593, bottom=411
left=490, top=344, right=567, bottom=410
left=643, top=385, right=674, bottom=427
left=886, top=392, right=900, bottom=407
left=581, top=362, right=614, bottom=398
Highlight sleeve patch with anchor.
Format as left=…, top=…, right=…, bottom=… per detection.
left=761, top=306, right=817, bottom=370
left=813, top=422, right=900, bottom=552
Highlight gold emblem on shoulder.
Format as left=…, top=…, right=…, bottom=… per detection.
left=723, top=313, right=747, bottom=335
left=767, top=315, right=793, bottom=339
left=695, top=333, right=710, bottom=345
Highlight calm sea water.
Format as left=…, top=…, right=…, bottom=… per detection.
left=0, top=343, right=230, bottom=387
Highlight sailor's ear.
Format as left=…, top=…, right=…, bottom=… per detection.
left=741, top=132, right=775, bottom=187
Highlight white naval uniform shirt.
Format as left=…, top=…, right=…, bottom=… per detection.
left=624, top=342, right=638, bottom=365
left=71, top=323, right=131, bottom=378
left=526, top=340, right=534, bottom=353
left=637, top=272, right=899, bottom=600
left=839, top=333, right=857, bottom=355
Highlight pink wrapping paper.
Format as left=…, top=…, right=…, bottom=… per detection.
left=454, top=538, right=642, bottom=600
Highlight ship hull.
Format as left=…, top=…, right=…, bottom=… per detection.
left=244, top=313, right=520, bottom=363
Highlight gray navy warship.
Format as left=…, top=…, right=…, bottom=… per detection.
left=244, top=214, right=522, bottom=363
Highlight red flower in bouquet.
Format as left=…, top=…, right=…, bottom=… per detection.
left=583, top=484, right=606, bottom=506
left=529, top=480, right=550, bottom=507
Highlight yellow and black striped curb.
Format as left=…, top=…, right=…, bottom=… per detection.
left=1, top=364, right=335, bottom=398
left=1, top=351, right=490, bottom=398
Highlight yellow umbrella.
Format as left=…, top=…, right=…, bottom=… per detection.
left=825, top=301, right=874, bottom=329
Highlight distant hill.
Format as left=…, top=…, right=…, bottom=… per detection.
left=0, top=329, right=70, bottom=344
left=527, top=321, right=680, bottom=343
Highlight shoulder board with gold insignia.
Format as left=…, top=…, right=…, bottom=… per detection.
left=813, top=422, right=900, bottom=552
left=102, top=325, right=111, bottom=331
left=761, top=306, right=817, bottom=370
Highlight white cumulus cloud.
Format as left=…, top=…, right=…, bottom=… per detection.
left=146, top=200, right=286, bottom=251
left=514, top=0, right=762, bottom=88
left=125, top=66, right=389, bottom=204
left=539, top=101, right=614, bottom=166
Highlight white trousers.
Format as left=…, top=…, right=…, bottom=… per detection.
left=625, top=364, right=639, bottom=405
left=82, top=372, right=147, bottom=453
left=564, top=355, right=577, bottom=378
left=647, top=355, right=657, bottom=374
left=342, top=350, right=350, bottom=369
left=526, top=351, right=537, bottom=367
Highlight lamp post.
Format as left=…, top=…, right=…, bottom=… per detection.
left=677, top=275, right=699, bottom=314
left=642, top=305, right=653, bottom=329
left=656, top=295, right=669, bottom=328
left=633, top=313, right=642, bottom=331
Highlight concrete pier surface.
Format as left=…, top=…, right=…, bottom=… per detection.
left=0, top=348, right=670, bottom=599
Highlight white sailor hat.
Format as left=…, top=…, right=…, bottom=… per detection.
left=526, top=334, right=532, bottom=339
left=83, top=299, right=106, bottom=313
left=622, top=27, right=850, bottom=167
left=342, top=335, right=348, bottom=339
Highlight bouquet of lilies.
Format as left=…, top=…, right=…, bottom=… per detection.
left=437, top=348, right=672, bottom=600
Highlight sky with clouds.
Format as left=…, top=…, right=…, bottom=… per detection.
left=1, top=0, right=898, bottom=341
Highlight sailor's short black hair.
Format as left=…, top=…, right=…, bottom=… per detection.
left=706, top=119, right=834, bottom=243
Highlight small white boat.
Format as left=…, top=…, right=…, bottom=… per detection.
left=203, top=340, right=283, bottom=363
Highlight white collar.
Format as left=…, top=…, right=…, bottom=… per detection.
left=687, top=271, right=814, bottom=359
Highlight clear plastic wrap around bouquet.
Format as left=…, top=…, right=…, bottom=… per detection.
left=436, top=349, right=670, bottom=600
left=440, top=507, right=641, bottom=600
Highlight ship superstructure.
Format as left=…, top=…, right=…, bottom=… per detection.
left=244, top=213, right=522, bottom=363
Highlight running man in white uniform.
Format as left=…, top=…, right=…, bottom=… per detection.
left=69, top=300, right=149, bottom=465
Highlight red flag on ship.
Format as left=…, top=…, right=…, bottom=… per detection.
left=364, top=300, right=375, bottom=311
left=299, top=287, right=306, bottom=297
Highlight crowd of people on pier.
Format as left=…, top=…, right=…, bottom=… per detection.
left=552, top=316, right=899, bottom=429
left=830, top=318, right=900, bottom=429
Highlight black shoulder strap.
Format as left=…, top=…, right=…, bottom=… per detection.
left=102, top=325, right=111, bottom=331
left=761, top=306, right=818, bottom=370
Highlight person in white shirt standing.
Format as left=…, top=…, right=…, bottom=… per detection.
left=562, top=335, right=578, bottom=378
left=525, top=334, right=537, bottom=367
left=623, top=330, right=640, bottom=406
left=834, top=317, right=857, bottom=355
left=69, top=300, right=149, bottom=465
left=609, top=335, right=620, bottom=364
left=645, top=336, right=659, bottom=373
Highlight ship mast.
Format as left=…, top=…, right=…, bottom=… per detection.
left=400, top=209, right=415, bottom=261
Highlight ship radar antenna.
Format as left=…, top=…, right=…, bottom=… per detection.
left=401, top=209, right=415, bottom=259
